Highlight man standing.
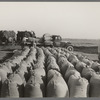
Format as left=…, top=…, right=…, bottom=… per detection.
left=21, top=37, right=28, bottom=49
left=31, top=37, right=36, bottom=47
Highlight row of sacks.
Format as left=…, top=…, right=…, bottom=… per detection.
left=14, top=46, right=46, bottom=84
left=59, top=48, right=100, bottom=97
left=0, top=46, right=30, bottom=82
left=0, top=46, right=30, bottom=97
left=46, top=47, right=100, bottom=97
left=23, top=47, right=46, bottom=97
left=1, top=46, right=100, bottom=97
left=43, top=48, right=69, bottom=97
left=34, top=47, right=100, bottom=97
left=0, top=46, right=46, bottom=97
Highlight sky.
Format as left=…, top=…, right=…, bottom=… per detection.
left=0, top=2, right=100, bottom=39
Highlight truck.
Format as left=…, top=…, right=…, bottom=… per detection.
left=17, top=32, right=74, bottom=52
left=41, top=34, right=74, bottom=51
left=0, top=30, right=16, bottom=45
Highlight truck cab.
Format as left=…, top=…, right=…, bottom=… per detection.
left=52, top=35, right=74, bottom=51
left=52, top=35, right=62, bottom=47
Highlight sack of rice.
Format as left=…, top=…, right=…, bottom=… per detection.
left=64, top=67, right=80, bottom=82
left=47, top=74, right=69, bottom=97
left=24, top=74, right=45, bottom=97
left=68, top=75, right=89, bottom=97
left=1, top=79, right=19, bottom=97
left=8, top=73, right=24, bottom=97
left=91, top=62, right=100, bottom=72
left=90, top=74, right=100, bottom=97
left=81, top=67, right=96, bottom=81
left=47, top=69, right=61, bottom=82
left=24, top=83, right=43, bottom=97
left=75, top=61, right=86, bottom=73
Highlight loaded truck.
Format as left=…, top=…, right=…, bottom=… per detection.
left=0, top=30, right=16, bottom=45
left=17, top=32, right=74, bottom=51
left=41, top=34, right=74, bottom=51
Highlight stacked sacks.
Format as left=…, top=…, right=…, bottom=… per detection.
left=47, top=55, right=60, bottom=72
left=42, top=48, right=52, bottom=57
left=76, top=53, right=85, bottom=61
left=8, top=73, right=24, bottom=97
left=1, top=73, right=24, bottom=97
left=1, top=61, right=16, bottom=73
left=0, top=69, right=7, bottom=83
left=0, top=63, right=12, bottom=74
left=1, top=79, right=19, bottom=97
left=45, top=47, right=69, bottom=97
left=47, top=74, right=69, bottom=97
left=48, top=48, right=58, bottom=59
left=28, top=47, right=37, bottom=64
left=81, top=66, right=96, bottom=81
left=36, top=47, right=45, bottom=64
left=32, top=47, right=46, bottom=82
left=58, top=54, right=74, bottom=76
left=32, top=47, right=45, bottom=69
left=21, top=46, right=30, bottom=57
left=1, top=46, right=100, bottom=97
left=15, top=60, right=29, bottom=83
left=63, top=51, right=70, bottom=59
left=68, top=74, right=89, bottom=97
left=1, top=46, right=30, bottom=73
left=47, top=69, right=62, bottom=83
left=24, top=46, right=46, bottom=97
left=91, top=62, right=100, bottom=72
left=80, top=57, right=93, bottom=67
left=64, top=67, right=80, bottom=82
left=75, top=61, right=86, bottom=73
left=30, top=68, right=46, bottom=82
left=76, top=53, right=93, bottom=66
left=68, top=54, right=79, bottom=67
left=24, top=73, right=45, bottom=97
left=42, top=48, right=52, bottom=69
left=0, top=47, right=30, bottom=97
left=22, top=47, right=37, bottom=71
left=33, top=62, right=45, bottom=69
left=90, top=74, right=100, bottom=97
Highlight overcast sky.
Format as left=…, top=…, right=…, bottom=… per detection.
left=0, top=2, right=100, bottom=39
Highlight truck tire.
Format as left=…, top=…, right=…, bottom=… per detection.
left=66, top=46, right=74, bottom=52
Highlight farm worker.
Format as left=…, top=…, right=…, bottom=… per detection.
left=22, top=37, right=28, bottom=42
left=8, top=37, right=13, bottom=42
left=98, top=40, right=100, bottom=62
left=21, top=37, right=28, bottom=49
left=32, top=37, right=36, bottom=47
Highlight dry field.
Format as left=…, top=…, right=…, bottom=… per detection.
left=63, top=38, right=99, bottom=61
left=63, top=38, right=99, bottom=47
left=0, top=38, right=99, bottom=62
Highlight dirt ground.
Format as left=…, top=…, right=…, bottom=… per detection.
left=0, top=45, right=98, bottom=63
left=0, top=45, right=21, bottom=63
left=74, top=46, right=98, bottom=61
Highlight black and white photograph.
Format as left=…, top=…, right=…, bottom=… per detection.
left=0, top=2, right=100, bottom=98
